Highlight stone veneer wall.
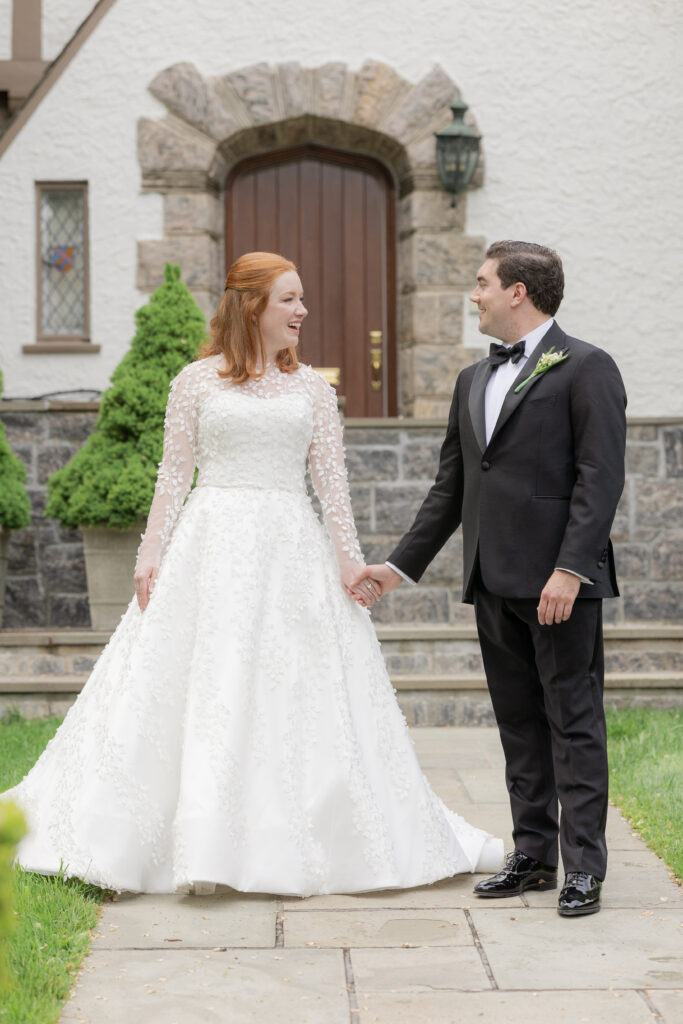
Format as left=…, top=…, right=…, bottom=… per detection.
left=1, top=403, right=97, bottom=627
left=1, top=403, right=682, bottom=628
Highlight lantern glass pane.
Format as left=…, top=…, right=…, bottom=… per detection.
left=436, top=133, right=480, bottom=195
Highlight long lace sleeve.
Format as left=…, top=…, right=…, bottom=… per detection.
left=135, top=365, right=199, bottom=571
left=308, top=370, right=365, bottom=579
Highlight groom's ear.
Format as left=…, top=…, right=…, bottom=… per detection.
left=509, top=281, right=527, bottom=308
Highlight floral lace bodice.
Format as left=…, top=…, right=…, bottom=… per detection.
left=136, top=356, right=365, bottom=578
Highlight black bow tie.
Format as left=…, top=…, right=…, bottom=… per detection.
left=489, top=341, right=525, bottom=366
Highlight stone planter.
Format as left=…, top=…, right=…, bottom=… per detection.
left=0, top=529, right=9, bottom=626
left=81, top=525, right=142, bottom=630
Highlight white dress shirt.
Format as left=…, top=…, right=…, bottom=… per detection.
left=386, top=318, right=592, bottom=587
left=484, top=319, right=554, bottom=444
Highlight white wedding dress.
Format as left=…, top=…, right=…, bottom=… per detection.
left=4, top=357, right=503, bottom=895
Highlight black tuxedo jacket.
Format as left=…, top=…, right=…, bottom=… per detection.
left=389, top=322, right=627, bottom=602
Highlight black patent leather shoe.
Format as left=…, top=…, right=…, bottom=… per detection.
left=557, top=872, right=602, bottom=916
left=473, top=849, right=558, bottom=898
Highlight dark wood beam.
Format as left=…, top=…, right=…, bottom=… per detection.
left=12, top=0, right=42, bottom=61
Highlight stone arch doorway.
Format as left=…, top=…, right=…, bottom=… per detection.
left=138, top=60, right=485, bottom=417
left=226, top=145, right=396, bottom=416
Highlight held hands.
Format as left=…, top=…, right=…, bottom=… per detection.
left=537, top=569, right=581, bottom=625
left=344, top=563, right=403, bottom=607
left=134, top=564, right=159, bottom=612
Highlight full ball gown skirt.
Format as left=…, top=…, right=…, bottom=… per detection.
left=4, top=359, right=503, bottom=895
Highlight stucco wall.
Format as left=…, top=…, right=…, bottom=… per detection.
left=42, top=0, right=98, bottom=60
left=0, top=0, right=681, bottom=413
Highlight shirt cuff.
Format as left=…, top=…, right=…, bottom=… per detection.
left=555, top=567, right=594, bottom=585
left=385, top=561, right=416, bottom=585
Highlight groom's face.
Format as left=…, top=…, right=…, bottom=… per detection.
left=470, top=259, right=513, bottom=341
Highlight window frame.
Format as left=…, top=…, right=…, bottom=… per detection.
left=26, top=180, right=98, bottom=354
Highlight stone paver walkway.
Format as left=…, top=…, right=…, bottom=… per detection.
left=60, top=728, right=682, bottom=1023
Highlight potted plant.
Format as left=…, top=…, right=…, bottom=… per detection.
left=0, top=370, right=32, bottom=625
left=46, top=265, right=206, bottom=629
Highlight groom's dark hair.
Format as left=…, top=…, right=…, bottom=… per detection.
left=486, top=240, right=564, bottom=317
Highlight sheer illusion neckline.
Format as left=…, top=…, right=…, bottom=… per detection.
left=203, top=355, right=301, bottom=397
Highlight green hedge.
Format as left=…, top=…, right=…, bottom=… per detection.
left=0, top=372, right=31, bottom=531
left=46, top=265, right=206, bottom=530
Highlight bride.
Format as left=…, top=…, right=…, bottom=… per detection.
left=3, top=252, right=503, bottom=896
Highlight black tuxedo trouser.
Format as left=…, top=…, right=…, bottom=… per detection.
left=473, top=580, right=608, bottom=880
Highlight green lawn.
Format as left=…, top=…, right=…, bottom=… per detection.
left=0, top=714, right=109, bottom=1024
left=606, top=706, right=682, bottom=882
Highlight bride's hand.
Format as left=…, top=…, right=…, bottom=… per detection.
left=342, top=568, right=381, bottom=607
left=134, top=565, right=159, bottom=612
left=347, top=564, right=402, bottom=605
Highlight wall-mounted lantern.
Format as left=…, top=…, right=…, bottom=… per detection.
left=435, top=99, right=481, bottom=206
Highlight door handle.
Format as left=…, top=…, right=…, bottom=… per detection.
left=313, top=366, right=341, bottom=387
left=369, top=330, right=382, bottom=391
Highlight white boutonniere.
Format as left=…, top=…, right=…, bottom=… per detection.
left=514, top=346, right=569, bottom=393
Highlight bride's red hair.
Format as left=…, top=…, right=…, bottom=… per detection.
left=201, top=251, right=300, bottom=381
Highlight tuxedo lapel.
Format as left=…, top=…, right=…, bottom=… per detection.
left=468, top=359, right=492, bottom=454
left=489, top=323, right=570, bottom=446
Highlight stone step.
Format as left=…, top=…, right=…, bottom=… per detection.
left=1, top=626, right=682, bottom=678
left=391, top=672, right=683, bottom=691
left=0, top=629, right=112, bottom=646
left=2, top=671, right=680, bottom=695
left=379, top=625, right=683, bottom=677
left=0, top=675, right=85, bottom=692
left=376, top=625, right=683, bottom=640
left=3, top=625, right=682, bottom=644
left=2, top=670, right=681, bottom=726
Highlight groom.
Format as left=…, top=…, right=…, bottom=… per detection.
left=355, top=240, right=626, bottom=916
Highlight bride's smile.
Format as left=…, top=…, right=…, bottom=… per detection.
left=258, top=270, right=308, bottom=357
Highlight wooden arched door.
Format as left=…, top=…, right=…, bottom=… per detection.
left=225, top=145, right=396, bottom=416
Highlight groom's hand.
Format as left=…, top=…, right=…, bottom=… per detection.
left=343, top=567, right=382, bottom=607
left=537, top=569, right=581, bottom=625
left=349, top=563, right=404, bottom=598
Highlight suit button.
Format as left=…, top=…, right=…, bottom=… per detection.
left=597, top=560, right=605, bottom=569
left=481, top=461, right=491, bottom=471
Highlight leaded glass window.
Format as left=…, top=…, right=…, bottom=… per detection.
left=38, top=183, right=89, bottom=340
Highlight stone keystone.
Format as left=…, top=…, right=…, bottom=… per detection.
left=313, top=62, right=352, bottom=120
left=276, top=62, right=316, bottom=120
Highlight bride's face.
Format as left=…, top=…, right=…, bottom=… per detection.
left=258, top=271, right=308, bottom=356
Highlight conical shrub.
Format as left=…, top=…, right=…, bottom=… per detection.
left=0, top=371, right=31, bottom=530
left=46, top=265, right=206, bottom=529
